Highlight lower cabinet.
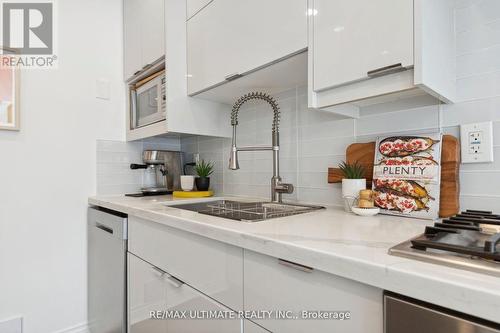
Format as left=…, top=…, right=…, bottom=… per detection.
left=244, top=320, right=271, bottom=333
left=243, top=250, right=383, bottom=333
left=128, top=252, right=242, bottom=332
left=127, top=215, right=384, bottom=332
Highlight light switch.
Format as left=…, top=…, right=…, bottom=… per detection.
left=96, top=79, right=110, bottom=100
left=460, top=122, right=494, bottom=163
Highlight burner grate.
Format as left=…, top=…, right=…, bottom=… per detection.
left=409, top=210, right=500, bottom=261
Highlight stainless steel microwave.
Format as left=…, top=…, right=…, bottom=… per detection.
left=130, top=71, right=166, bottom=129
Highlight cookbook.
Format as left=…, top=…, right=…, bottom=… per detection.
left=372, top=133, right=442, bottom=220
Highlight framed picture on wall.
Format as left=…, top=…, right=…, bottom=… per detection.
left=0, top=47, right=20, bottom=131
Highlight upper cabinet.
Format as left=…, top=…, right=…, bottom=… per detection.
left=309, top=0, right=456, bottom=116
left=187, top=0, right=308, bottom=98
left=186, top=0, right=213, bottom=20
left=123, top=0, right=165, bottom=80
left=313, top=0, right=413, bottom=90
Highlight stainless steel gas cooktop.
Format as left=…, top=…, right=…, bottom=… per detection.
left=390, top=210, right=500, bottom=277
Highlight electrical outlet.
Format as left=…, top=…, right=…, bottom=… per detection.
left=460, top=122, right=494, bottom=163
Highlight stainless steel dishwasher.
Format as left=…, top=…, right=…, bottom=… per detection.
left=384, top=292, right=500, bottom=333
left=88, top=206, right=128, bottom=333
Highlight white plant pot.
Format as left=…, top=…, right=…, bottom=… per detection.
left=342, top=178, right=367, bottom=212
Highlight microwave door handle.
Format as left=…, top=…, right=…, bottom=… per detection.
left=157, top=83, right=163, bottom=116
left=130, top=89, right=138, bottom=129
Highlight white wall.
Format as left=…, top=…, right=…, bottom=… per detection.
left=0, top=0, right=124, bottom=332
left=184, top=0, right=500, bottom=210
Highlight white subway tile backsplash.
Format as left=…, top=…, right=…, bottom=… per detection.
left=96, top=137, right=181, bottom=195
left=455, top=0, right=500, bottom=33
left=441, top=96, right=500, bottom=125
left=457, top=44, right=500, bottom=78
left=460, top=171, right=500, bottom=196
left=456, top=19, right=500, bottom=55
left=356, top=105, right=440, bottom=136
left=460, top=194, right=500, bottom=211
left=457, top=71, right=500, bottom=101
left=177, top=1, right=500, bottom=211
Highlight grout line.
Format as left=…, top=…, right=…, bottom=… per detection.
left=455, top=17, right=500, bottom=34
left=460, top=170, right=500, bottom=173
left=457, top=68, right=500, bottom=81
left=456, top=42, right=500, bottom=57
left=460, top=193, right=500, bottom=198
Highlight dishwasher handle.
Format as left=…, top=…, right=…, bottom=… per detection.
left=95, top=222, right=114, bottom=234
left=88, top=207, right=128, bottom=240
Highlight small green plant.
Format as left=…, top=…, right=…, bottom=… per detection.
left=194, top=160, right=214, bottom=178
left=339, top=161, right=365, bottom=179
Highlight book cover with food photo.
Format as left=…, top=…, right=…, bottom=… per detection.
left=372, top=133, right=442, bottom=220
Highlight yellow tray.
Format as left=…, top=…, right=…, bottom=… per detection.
left=173, top=190, right=214, bottom=198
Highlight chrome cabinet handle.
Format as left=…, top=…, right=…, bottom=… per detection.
left=367, top=63, right=406, bottom=78
left=142, top=63, right=152, bottom=70
left=151, top=266, right=166, bottom=278
left=165, top=275, right=184, bottom=288
left=225, top=73, right=243, bottom=81
left=278, top=259, right=313, bottom=273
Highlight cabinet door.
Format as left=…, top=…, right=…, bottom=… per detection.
left=141, top=0, right=165, bottom=67
left=244, top=320, right=271, bottom=333
left=313, top=0, right=413, bottom=91
left=244, top=250, right=383, bottom=333
left=164, top=276, right=242, bottom=332
left=128, top=216, right=243, bottom=311
left=187, top=0, right=213, bottom=20
left=187, top=0, right=307, bottom=95
left=128, top=253, right=168, bottom=333
left=124, top=0, right=142, bottom=79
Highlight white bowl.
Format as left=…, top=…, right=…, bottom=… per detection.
left=351, top=206, right=380, bottom=217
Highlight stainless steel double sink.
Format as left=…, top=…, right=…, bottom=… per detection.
left=170, top=200, right=324, bottom=222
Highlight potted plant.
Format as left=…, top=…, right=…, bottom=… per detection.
left=339, top=161, right=366, bottom=212
left=194, top=160, right=214, bottom=191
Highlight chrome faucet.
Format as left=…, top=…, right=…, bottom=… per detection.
left=228, top=92, right=294, bottom=203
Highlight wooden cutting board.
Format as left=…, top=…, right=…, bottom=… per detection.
left=328, top=135, right=460, bottom=218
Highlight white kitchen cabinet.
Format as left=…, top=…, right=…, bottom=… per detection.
left=187, top=0, right=307, bottom=96
left=164, top=276, right=242, bottom=333
left=308, top=0, right=456, bottom=116
left=128, top=215, right=243, bottom=311
left=313, top=0, right=413, bottom=91
left=243, top=250, right=383, bottom=333
left=128, top=253, right=241, bottom=333
left=244, top=320, right=271, bottom=333
left=127, top=0, right=231, bottom=141
left=187, top=0, right=213, bottom=20
left=123, top=0, right=142, bottom=80
left=123, top=0, right=165, bottom=80
left=128, top=253, right=168, bottom=332
left=141, top=0, right=165, bottom=67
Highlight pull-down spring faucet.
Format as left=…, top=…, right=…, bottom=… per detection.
left=228, top=92, right=294, bottom=203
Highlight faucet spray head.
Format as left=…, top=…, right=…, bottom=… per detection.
left=229, top=146, right=239, bottom=170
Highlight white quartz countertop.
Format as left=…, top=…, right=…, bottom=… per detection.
left=88, top=195, right=500, bottom=323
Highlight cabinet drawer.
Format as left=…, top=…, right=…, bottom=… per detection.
left=128, top=216, right=243, bottom=310
left=243, top=250, right=383, bottom=333
left=244, top=320, right=271, bottom=333
left=128, top=253, right=168, bottom=332
left=187, top=0, right=213, bottom=20
left=128, top=253, right=242, bottom=333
